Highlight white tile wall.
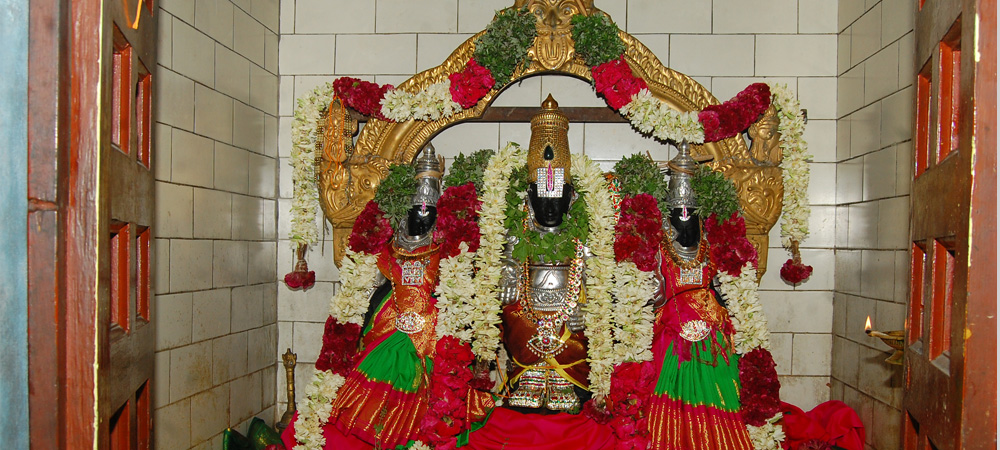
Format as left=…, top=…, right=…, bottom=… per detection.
left=376, top=0, right=458, bottom=33
left=627, top=0, right=712, bottom=34
left=669, top=35, right=755, bottom=77
left=713, top=0, right=799, bottom=34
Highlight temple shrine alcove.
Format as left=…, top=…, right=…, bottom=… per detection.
left=309, top=0, right=786, bottom=276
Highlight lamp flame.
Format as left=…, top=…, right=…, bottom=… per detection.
left=865, top=316, right=872, bottom=334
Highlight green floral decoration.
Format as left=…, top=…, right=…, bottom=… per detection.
left=374, top=164, right=417, bottom=226
left=444, top=148, right=496, bottom=192
left=692, top=165, right=741, bottom=219
left=571, top=14, right=626, bottom=67
left=474, top=8, right=537, bottom=84
left=613, top=153, right=670, bottom=216
left=503, top=167, right=590, bottom=263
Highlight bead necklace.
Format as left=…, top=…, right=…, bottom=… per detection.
left=520, top=238, right=585, bottom=358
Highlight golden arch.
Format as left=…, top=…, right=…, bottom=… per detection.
left=317, top=5, right=784, bottom=275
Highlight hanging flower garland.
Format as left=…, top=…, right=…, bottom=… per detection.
left=294, top=370, right=347, bottom=450
left=471, top=142, right=527, bottom=360
left=770, top=83, right=814, bottom=285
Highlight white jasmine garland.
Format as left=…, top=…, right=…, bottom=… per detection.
left=329, top=249, right=380, bottom=326
left=747, top=413, right=785, bottom=450
left=410, top=442, right=433, bottom=450
left=619, top=89, right=706, bottom=144
left=434, top=242, right=478, bottom=341
left=608, top=261, right=657, bottom=364
left=380, top=82, right=463, bottom=123
left=293, top=370, right=346, bottom=450
left=769, top=83, right=812, bottom=251
left=471, top=142, right=527, bottom=360
left=719, top=262, right=771, bottom=354
left=570, top=154, right=619, bottom=399
left=289, top=82, right=335, bottom=248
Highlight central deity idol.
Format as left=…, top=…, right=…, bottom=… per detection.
left=498, top=95, right=591, bottom=412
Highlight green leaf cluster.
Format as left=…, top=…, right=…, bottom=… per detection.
left=570, top=14, right=626, bottom=67
left=613, top=153, right=670, bottom=216
left=443, top=148, right=496, bottom=192
left=374, top=164, right=417, bottom=225
left=692, top=165, right=741, bottom=219
left=474, top=8, right=537, bottom=84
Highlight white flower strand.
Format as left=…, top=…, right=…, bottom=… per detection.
left=570, top=154, right=619, bottom=399
left=329, top=249, right=380, bottom=326
left=434, top=242, right=478, bottom=341
left=769, top=83, right=812, bottom=250
left=293, top=370, right=346, bottom=450
left=608, top=261, right=657, bottom=364
left=747, top=413, right=786, bottom=450
left=619, top=89, right=706, bottom=144
left=719, top=262, right=771, bottom=354
left=470, top=142, right=526, bottom=360
left=289, top=82, right=334, bottom=248
left=380, top=82, right=463, bottom=123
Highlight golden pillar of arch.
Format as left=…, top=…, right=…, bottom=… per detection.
left=317, top=2, right=784, bottom=275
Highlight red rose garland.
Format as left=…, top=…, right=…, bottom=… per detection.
left=419, top=336, right=476, bottom=450
left=448, top=59, right=496, bottom=108
left=332, top=77, right=393, bottom=120
left=605, top=361, right=658, bottom=450
left=613, top=194, right=663, bottom=272
left=704, top=212, right=759, bottom=277
left=433, top=183, right=483, bottom=258
left=314, top=316, right=362, bottom=376
left=698, top=83, right=772, bottom=142
left=737, top=348, right=782, bottom=427
left=348, top=201, right=394, bottom=255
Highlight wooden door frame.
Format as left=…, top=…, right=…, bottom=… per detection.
left=26, top=0, right=103, bottom=448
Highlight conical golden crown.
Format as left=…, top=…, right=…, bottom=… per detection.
left=527, top=95, right=572, bottom=183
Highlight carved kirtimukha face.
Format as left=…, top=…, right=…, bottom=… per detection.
left=516, top=0, right=594, bottom=69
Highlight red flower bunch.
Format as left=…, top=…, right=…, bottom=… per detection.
left=606, top=362, right=657, bottom=450
left=348, top=201, right=394, bottom=255
left=592, top=55, right=648, bottom=110
left=314, top=316, right=362, bottom=376
left=698, top=83, right=772, bottom=142
left=434, top=183, right=482, bottom=258
left=704, top=212, right=758, bottom=276
left=449, top=59, right=496, bottom=108
left=614, top=194, right=664, bottom=272
left=737, top=348, right=781, bottom=426
left=284, top=244, right=316, bottom=290
left=420, top=336, right=476, bottom=450
left=332, top=77, right=393, bottom=120
left=780, top=257, right=813, bottom=284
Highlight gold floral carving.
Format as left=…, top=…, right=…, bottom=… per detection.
left=515, top=0, right=595, bottom=70
left=318, top=2, right=784, bottom=275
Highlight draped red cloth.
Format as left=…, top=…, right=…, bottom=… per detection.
left=280, top=412, right=375, bottom=450
left=780, top=401, right=865, bottom=450
left=464, top=407, right=616, bottom=450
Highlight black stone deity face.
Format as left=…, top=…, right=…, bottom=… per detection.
left=406, top=204, right=437, bottom=237
left=668, top=207, right=701, bottom=248
left=528, top=183, right=575, bottom=228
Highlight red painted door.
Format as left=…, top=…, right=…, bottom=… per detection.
left=904, top=1, right=995, bottom=449
left=99, top=2, right=157, bottom=449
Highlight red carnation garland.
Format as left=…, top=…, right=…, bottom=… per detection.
left=737, top=347, right=782, bottom=427
left=698, top=83, right=772, bottom=142
left=332, top=77, right=393, bottom=120
left=704, top=212, right=759, bottom=277
left=613, top=194, right=663, bottom=272
left=433, top=183, right=483, bottom=258
left=348, top=201, right=394, bottom=255
left=314, top=316, right=363, bottom=376
left=449, top=59, right=496, bottom=108
left=419, top=336, right=476, bottom=450
left=591, top=55, right=648, bottom=110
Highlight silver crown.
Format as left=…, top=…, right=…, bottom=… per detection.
left=666, top=141, right=699, bottom=209
left=412, top=143, right=444, bottom=207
